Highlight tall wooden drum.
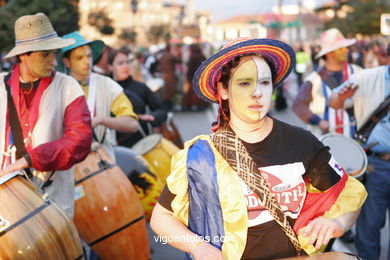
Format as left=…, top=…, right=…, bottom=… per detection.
left=74, top=147, right=150, bottom=260
left=0, top=172, right=84, bottom=260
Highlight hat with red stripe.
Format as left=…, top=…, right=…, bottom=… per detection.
left=193, top=38, right=295, bottom=103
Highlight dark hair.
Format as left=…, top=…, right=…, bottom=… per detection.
left=16, top=51, right=32, bottom=62
left=108, top=48, right=131, bottom=65
left=219, top=54, right=276, bottom=89
left=63, top=50, right=71, bottom=59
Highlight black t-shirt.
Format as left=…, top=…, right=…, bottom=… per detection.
left=158, top=119, right=342, bottom=259
left=116, top=77, right=167, bottom=147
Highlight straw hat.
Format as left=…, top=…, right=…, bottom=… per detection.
left=61, top=31, right=105, bottom=63
left=192, top=38, right=295, bottom=103
left=4, top=13, right=75, bottom=59
left=315, top=28, right=356, bottom=59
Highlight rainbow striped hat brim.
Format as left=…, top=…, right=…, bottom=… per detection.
left=193, top=38, right=295, bottom=103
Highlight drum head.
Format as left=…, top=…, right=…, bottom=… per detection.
left=131, top=134, right=162, bottom=155
left=114, top=146, right=148, bottom=176
left=320, top=133, right=367, bottom=178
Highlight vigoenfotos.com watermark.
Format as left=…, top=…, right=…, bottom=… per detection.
left=154, top=234, right=232, bottom=245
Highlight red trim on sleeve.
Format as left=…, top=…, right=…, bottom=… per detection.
left=293, top=172, right=348, bottom=233
left=29, top=96, right=92, bottom=171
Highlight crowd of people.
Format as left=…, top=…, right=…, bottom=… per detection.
left=0, top=11, right=389, bottom=260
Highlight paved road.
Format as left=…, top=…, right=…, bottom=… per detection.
left=149, top=72, right=389, bottom=259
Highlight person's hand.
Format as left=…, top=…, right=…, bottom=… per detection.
left=338, top=83, right=359, bottom=100
left=92, top=116, right=104, bottom=128
left=318, top=119, right=329, bottom=133
left=139, top=114, right=155, bottom=122
left=0, top=157, right=28, bottom=177
left=191, top=242, right=224, bottom=260
left=300, top=217, right=346, bottom=249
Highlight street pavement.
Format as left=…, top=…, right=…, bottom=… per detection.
left=148, top=72, right=389, bottom=259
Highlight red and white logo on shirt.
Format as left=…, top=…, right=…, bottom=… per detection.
left=240, top=162, right=306, bottom=227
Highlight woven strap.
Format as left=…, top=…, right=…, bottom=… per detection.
left=211, top=126, right=303, bottom=254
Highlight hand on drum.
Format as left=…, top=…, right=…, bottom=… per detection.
left=0, top=157, right=28, bottom=177
left=299, top=217, right=346, bottom=249
left=191, top=241, right=225, bottom=260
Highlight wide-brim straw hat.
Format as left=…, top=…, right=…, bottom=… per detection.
left=315, top=28, right=356, bottom=59
left=4, top=13, right=75, bottom=59
left=192, top=38, right=295, bottom=103
left=61, top=31, right=105, bottom=63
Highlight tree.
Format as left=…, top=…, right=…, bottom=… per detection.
left=316, top=0, right=390, bottom=35
left=87, top=8, right=115, bottom=35
left=343, top=0, right=390, bottom=35
left=0, top=0, right=79, bottom=53
left=119, top=28, right=137, bottom=44
left=147, top=24, right=170, bottom=44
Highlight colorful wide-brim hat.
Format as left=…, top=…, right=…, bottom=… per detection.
left=61, top=31, right=105, bottom=63
left=193, top=38, right=295, bottom=103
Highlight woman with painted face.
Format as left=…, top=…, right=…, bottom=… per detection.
left=150, top=38, right=367, bottom=259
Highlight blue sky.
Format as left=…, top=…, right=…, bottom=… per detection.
left=186, top=0, right=330, bottom=22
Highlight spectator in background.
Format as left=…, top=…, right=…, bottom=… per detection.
left=348, top=45, right=364, bottom=68
left=181, top=44, right=209, bottom=111
left=158, top=44, right=179, bottom=110
left=93, top=45, right=112, bottom=76
left=295, top=46, right=311, bottom=87
left=129, top=51, right=146, bottom=82
left=310, top=44, right=321, bottom=71
left=364, top=41, right=387, bottom=68
left=109, top=48, right=167, bottom=147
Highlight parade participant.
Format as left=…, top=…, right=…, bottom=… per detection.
left=151, top=38, right=367, bottom=259
left=292, top=28, right=362, bottom=138
left=109, top=48, right=167, bottom=147
left=158, top=44, right=179, bottom=111
left=329, top=48, right=390, bottom=260
left=0, top=13, right=92, bottom=218
left=61, top=32, right=138, bottom=160
left=181, top=43, right=209, bottom=111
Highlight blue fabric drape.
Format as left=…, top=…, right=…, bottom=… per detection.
left=185, top=139, right=225, bottom=259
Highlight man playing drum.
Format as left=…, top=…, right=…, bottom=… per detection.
left=329, top=46, right=390, bottom=260
left=0, top=13, right=93, bottom=218
left=151, top=38, right=367, bottom=259
left=61, top=31, right=138, bottom=160
left=292, top=28, right=362, bottom=138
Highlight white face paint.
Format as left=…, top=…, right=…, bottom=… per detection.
left=225, top=56, right=273, bottom=126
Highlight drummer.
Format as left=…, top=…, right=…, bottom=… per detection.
left=292, top=28, right=362, bottom=138
left=329, top=49, right=390, bottom=260
left=60, top=32, right=138, bottom=160
left=0, top=13, right=92, bottom=218
left=151, top=38, right=367, bottom=259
